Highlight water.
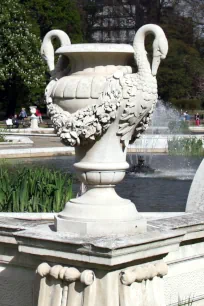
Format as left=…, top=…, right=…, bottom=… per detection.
left=151, top=100, right=180, bottom=128
left=123, top=154, right=201, bottom=212
left=10, top=154, right=202, bottom=212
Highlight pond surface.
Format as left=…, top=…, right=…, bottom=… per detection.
left=10, top=154, right=202, bottom=212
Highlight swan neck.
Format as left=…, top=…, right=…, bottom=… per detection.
left=44, top=30, right=70, bottom=47
left=133, top=24, right=159, bottom=46
left=133, top=25, right=159, bottom=76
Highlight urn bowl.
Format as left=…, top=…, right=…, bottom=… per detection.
left=51, top=43, right=134, bottom=113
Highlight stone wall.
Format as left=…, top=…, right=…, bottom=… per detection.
left=0, top=213, right=204, bottom=305
left=165, top=242, right=204, bottom=305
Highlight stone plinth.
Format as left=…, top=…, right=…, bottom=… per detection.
left=30, top=116, right=38, bottom=129
left=0, top=213, right=204, bottom=305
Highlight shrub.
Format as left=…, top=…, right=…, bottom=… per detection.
left=0, top=135, right=5, bottom=142
left=171, top=98, right=201, bottom=110
left=168, top=136, right=203, bottom=156
left=168, top=120, right=189, bottom=134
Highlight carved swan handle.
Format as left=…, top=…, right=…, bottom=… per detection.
left=41, top=30, right=71, bottom=74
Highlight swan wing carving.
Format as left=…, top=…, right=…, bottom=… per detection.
left=117, top=73, right=156, bottom=146
left=43, top=24, right=168, bottom=147
left=118, top=24, right=168, bottom=146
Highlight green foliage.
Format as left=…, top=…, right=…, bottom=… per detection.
left=21, top=0, right=83, bottom=43
left=0, top=163, right=73, bottom=212
left=170, top=99, right=201, bottom=110
left=0, top=0, right=46, bottom=114
left=157, top=36, right=204, bottom=104
left=168, top=137, right=203, bottom=156
left=0, top=135, right=5, bottom=142
left=139, top=14, right=204, bottom=109
left=168, top=120, right=189, bottom=134
left=177, top=295, right=194, bottom=306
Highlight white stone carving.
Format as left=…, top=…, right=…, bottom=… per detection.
left=41, top=30, right=71, bottom=76
left=120, top=261, right=168, bottom=306
left=37, top=263, right=95, bottom=285
left=120, top=261, right=168, bottom=285
left=30, top=105, right=39, bottom=129
left=41, top=24, right=168, bottom=236
left=36, top=261, right=168, bottom=306
left=30, top=105, right=37, bottom=116
left=37, top=263, right=95, bottom=306
left=186, top=159, right=204, bottom=212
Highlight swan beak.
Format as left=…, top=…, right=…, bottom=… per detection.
left=152, top=56, right=161, bottom=76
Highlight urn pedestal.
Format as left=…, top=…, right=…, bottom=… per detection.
left=55, top=115, right=146, bottom=236
left=44, top=43, right=147, bottom=236
left=30, top=106, right=39, bottom=129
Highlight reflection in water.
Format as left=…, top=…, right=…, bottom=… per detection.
left=10, top=154, right=202, bottom=212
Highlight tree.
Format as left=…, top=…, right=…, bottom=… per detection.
left=21, top=0, right=84, bottom=43
left=143, top=1, right=204, bottom=108
left=0, top=0, right=46, bottom=116
left=81, top=0, right=204, bottom=109
left=157, top=21, right=204, bottom=108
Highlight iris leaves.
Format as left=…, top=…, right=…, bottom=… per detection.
left=0, top=165, right=73, bottom=212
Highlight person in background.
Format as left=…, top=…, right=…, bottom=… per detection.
left=195, top=113, right=200, bottom=126
left=185, top=111, right=190, bottom=122
left=36, top=108, right=43, bottom=123
left=19, top=108, right=27, bottom=127
left=12, top=114, right=19, bottom=128
left=6, top=117, right=13, bottom=128
left=180, top=112, right=185, bottom=121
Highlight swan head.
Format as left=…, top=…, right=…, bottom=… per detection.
left=152, top=35, right=168, bottom=76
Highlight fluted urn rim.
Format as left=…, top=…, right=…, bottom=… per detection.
left=56, top=43, right=134, bottom=55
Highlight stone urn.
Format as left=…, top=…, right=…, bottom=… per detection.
left=29, top=105, right=38, bottom=129
left=41, top=25, right=168, bottom=236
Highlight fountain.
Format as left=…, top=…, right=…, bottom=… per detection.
left=127, top=100, right=180, bottom=173
left=128, top=155, right=155, bottom=174
left=150, top=99, right=180, bottom=131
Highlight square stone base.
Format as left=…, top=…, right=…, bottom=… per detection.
left=54, top=215, right=147, bottom=236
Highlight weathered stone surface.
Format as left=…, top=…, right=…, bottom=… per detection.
left=41, top=24, right=168, bottom=236
left=0, top=216, right=50, bottom=231
left=148, top=212, right=204, bottom=231
left=0, top=213, right=204, bottom=305
left=36, top=260, right=168, bottom=306
left=186, top=159, right=204, bottom=212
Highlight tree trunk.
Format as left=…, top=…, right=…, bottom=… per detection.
left=6, top=81, right=18, bottom=117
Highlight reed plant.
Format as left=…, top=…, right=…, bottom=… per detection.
left=0, top=162, right=73, bottom=212
left=177, top=295, right=194, bottom=306
left=0, top=136, right=5, bottom=142
left=168, top=137, right=204, bottom=156
left=168, top=120, right=189, bottom=134
left=0, top=129, right=5, bottom=142
left=0, top=133, right=5, bottom=142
